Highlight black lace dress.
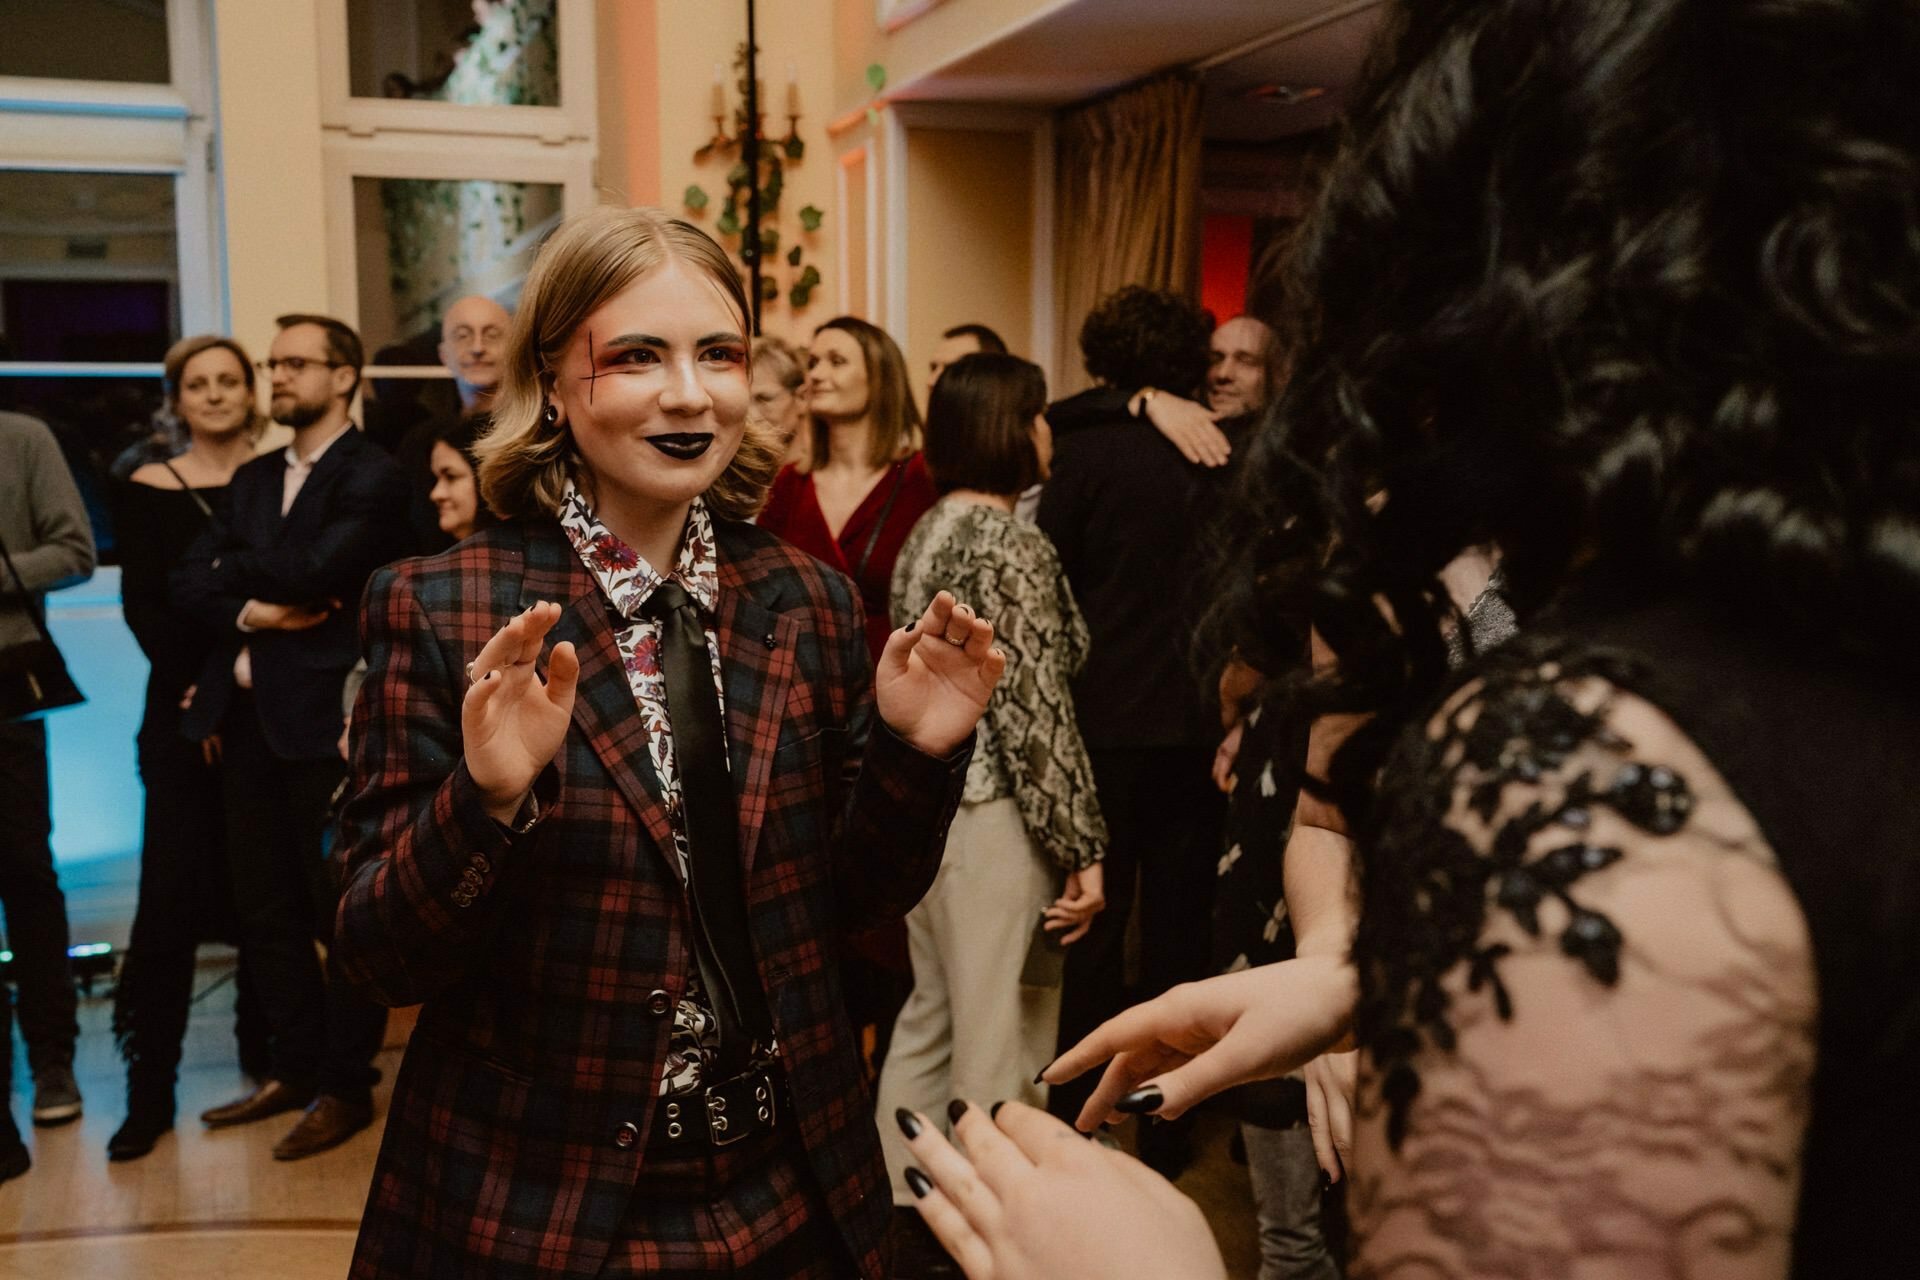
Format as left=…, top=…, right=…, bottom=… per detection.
left=1350, top=593, right=1918, bottom=1277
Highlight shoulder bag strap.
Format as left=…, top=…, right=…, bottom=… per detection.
left=159, top=458, right=219, bottom=522
left=851, top=462, right=908, bottom=584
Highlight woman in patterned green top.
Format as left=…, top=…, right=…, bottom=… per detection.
left=874, top=352, right=1108, bottom=1208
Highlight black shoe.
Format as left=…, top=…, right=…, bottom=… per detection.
left=30, top=1063, right=82, bottom=1127
left=108, top=1092, right=176, bottom=1162
left=271, top=1094, right=374, bottom=1161
left=201, top=1078, right=316, bottom=1129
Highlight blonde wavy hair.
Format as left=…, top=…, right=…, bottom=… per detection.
left=477, top=205, right=782, bottom=522
left=162, top=334, right=268, bottom=443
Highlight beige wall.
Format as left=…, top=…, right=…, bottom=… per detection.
left=595, top=0, right=660, bottom=205
left=654, top=0, right=840, bottom=344
left=904, top=127, right=1032, bottom=411
left=214, top=0, right=331, bottom=358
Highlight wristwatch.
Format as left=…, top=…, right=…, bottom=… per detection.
left=1129, top=387, right=1160, bottom=418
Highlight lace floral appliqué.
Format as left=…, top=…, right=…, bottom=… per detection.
left=1355, top=648, right=1697, bottom=1148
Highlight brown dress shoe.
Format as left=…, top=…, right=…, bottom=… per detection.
left=272, top=1095, right=374, bottom=1161
left=200, top=1079, right=317, bottom=1129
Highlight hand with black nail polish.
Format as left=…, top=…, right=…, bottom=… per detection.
left=889, top=1097, right=1227, bottom=1279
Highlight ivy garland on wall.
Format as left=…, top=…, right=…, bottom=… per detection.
left=684, top=42, right=824, bottom=311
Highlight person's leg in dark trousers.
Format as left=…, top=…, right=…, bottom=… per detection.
left=1048, top=748, right=1144, bottom=1126
left=0, top=721, right=80, bottom=1113
left=1136, top=747, right=1223, bottom=1005
left=281, top=760, right=385, bottom=1107
left=110, top=729, right=221, bottom=1154
left=215, top=700, right=327, bottom=1096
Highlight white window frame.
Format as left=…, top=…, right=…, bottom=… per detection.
left=314, top=0, right=598, bottom=367
left=0, top=0, right=226, bottom=384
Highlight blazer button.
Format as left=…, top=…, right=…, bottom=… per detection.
left=646, top=990, right=672, bottom=1016
left=614, top=1122, right=639, bottom=1150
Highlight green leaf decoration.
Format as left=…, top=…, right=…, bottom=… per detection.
left=716, top=207, right=741, bottom=236
left=760, top=277, right=779, bottom=302
left=799, top=205, right=823, bottom=232
left=683, top=184, right=710, bottom=211
left=866, top=63, right=886, bottom=92
left=760, top=228, right=780, bottom=255
left=866, top=106, right=881, bottom=129
left=763, top=165, right=785, bottom=206
left=787, top=245, right=803, bottom=267
left=798, top=264, right=821, bottom=287
left=727, top=162, right=750, bottom=189
left=784, top=136, right=805, bottom=161
left=790, top=282, right=813, bottom=308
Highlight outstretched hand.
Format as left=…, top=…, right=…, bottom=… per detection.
left=897, top=1100, right=1226, bottom=1280
left=1038, top=955, right=1356, bottom=1130
left=875, top=590, right=1006, bottom=758
left=462, top=601, right=580, bottom=821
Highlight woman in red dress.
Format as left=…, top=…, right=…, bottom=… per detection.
left=759, top=317, right=937, bottom=666
left=759, top=317, right=938, bottom=1080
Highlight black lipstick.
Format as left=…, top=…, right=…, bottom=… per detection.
left=646, top=433, right=715, bottom=460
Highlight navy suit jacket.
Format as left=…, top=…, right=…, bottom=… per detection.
left=173, top=425, right=410, bottom=760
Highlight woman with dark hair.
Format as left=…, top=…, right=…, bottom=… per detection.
left=333, top=206, right=1002, bottom=1277
left=873, top=352, right=1106, bottom=1216
left=109, top=335, right=272, bottom=1159
left=895, top=1, right=1920, bottom=1276
left=426, top=413, right=498, bottom=544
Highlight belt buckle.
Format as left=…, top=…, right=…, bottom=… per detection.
left=704, top=1069, right=775, bottom=1147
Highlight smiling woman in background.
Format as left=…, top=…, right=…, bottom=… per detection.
left=425, top=414, right=497, bottom=544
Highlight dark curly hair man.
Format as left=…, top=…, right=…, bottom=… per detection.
left=1076, top=285, right=1212, bottom=397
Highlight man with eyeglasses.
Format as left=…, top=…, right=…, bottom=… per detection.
left=399, top=295, right=513, bottom=553
left=172, top=312, right=409, bottom=1161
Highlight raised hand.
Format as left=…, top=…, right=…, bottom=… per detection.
left=462, top=601, right=580, bottom=821
left=1038, top=954, right=1356, bottom=1131
left=875, top=590, right=1006, bottom=758
left=897, top=1100, right=1226, bottom=1280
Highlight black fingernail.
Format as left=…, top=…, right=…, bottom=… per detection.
left=990, top=1100, right=1006, bottom=1121
left=1114, top=1085, right=1164, bottom=1115
left=905, top=1167, right=933, bottom=1199
left=895, top=1107, right=923, bottom=1140
left=905, top=621, right=915, bottom=632
left=947, top=1099, right=968, bottom=1125
left=1032, top=1061, right=1053, bottom=1085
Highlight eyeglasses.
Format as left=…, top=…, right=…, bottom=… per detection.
left=258, top=357, right=344, bottom=374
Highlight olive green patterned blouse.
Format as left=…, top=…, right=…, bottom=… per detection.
left=890, top=498, right=1107, bottom=871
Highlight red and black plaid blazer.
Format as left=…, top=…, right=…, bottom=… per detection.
left=335, top=515, right=968, bottom=1279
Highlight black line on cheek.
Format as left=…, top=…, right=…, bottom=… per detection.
left=580, top=327, right=605, bottom=405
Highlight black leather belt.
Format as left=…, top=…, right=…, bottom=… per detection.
left=650, top=1066, right=782, bottom=1150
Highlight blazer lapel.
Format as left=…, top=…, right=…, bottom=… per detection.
left=714, top=584, right=799, bottom=878
left=518, top=523, right=677, bottom=856
left=281, top=425, right=361, bottom=526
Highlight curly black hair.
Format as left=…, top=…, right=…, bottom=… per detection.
left=1208, top=0, right=1920, bottom=820
left=1077, top=285, right=1212, bottom=394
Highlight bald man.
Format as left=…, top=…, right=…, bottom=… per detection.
left=398, top=295, right=512, bottom=552
left=438, top=294, right=511, bottom=414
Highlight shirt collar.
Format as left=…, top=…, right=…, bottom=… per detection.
left=282, top=421, right=354, bottom=471
left=557, top=477, right=720, bottom=621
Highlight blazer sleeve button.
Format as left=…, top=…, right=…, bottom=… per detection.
left=614, top=1122, right=639, bottom=1149
left=646, top=990, right=673, bottom=1016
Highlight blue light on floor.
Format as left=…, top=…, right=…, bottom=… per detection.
left=43, top=566, right=148, bottom=870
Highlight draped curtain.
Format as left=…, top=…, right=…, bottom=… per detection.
left=1052, top=73, right=1204, bottom=394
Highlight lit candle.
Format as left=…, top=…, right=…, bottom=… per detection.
left=786, top=62, right=800, bottom=117
left=711, top=64, right=725, bottom=119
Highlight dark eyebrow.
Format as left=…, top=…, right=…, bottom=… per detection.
left=598, top=333, right=668, bottom=352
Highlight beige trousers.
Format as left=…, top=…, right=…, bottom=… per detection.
left=874, top=797, right=1061, bottom=1205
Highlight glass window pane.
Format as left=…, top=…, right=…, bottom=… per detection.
left=0, top=170, right=180, bottom=362
left=346, top=0, right=559, bottom=106
left=352, top=175, right=561, bottom=358
left=0, top=0, right=171, bottom=84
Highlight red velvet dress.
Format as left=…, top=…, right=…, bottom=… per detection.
left=759, top=454, right=938, bottom=665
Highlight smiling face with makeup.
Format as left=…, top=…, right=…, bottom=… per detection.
left=546, top=258, right=751, bottom=550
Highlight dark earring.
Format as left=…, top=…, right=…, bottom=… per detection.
left=541, top=401, right=559, bottom=427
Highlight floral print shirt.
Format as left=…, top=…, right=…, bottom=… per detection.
left=558, top=480, right=773, bottom=1094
